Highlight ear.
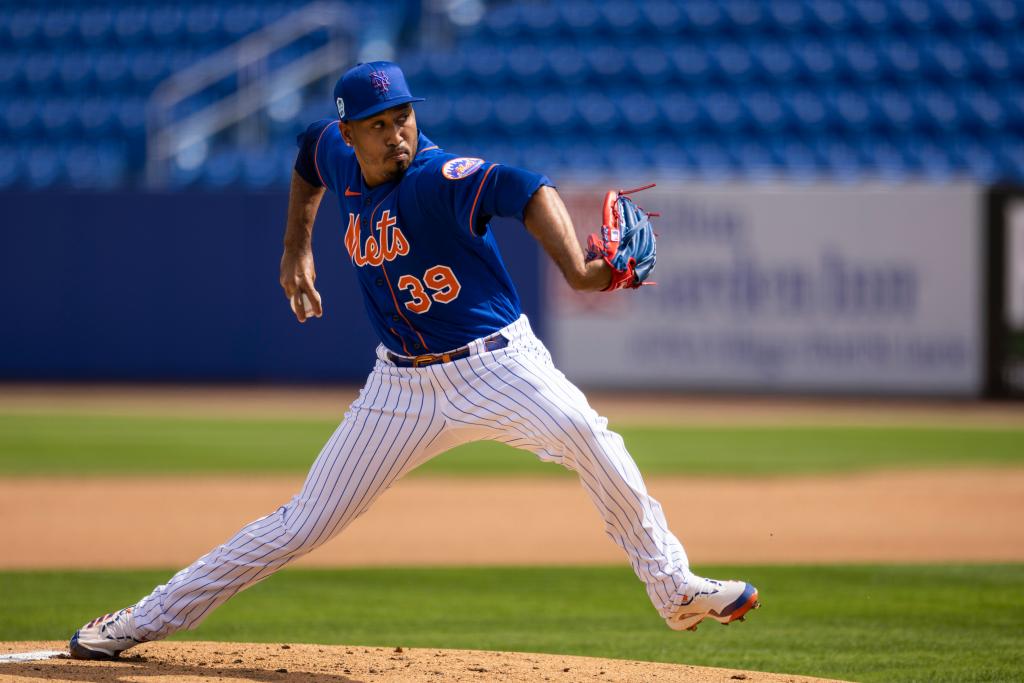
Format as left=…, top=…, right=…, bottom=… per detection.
left=339, top=122, right=354, bottom=147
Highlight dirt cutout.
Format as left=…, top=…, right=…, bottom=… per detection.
left=0, top=642, right=847, bottom=683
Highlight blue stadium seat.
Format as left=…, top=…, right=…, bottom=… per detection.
left=877, top=38, right=923, bottom=81
left=241, top=148, right=284, bottom=188
left=114, top=97, right=147, bottom=137
left=931, top=0, right=977, bottom=30
left=113, top=6, right=149, bottom=45
left=690, top=139, right=734, bottom=180
left=770, top=136, right=819, bottom=176
left=547, top=46, right=586, bottom=85
left=2, top=98, right=39, bottom=138
left=505, top=44, right=548, bottom=85
left=996, top=134, right=1024, bottom=181
left=535, top=92, right=577, bottom=130
left=77, top=6, right=114, bottom=47
left=980, top=0, right=1020, bottom=28
left=870, top=87, right=917, bottom=132
left=183, top=5, right=224, bottom=45
left=414, top=94, right=452, bottom=133
left=862, top=136, right=910, bottom=180
left=40, top=97, right=76, bottom=137
left=751, top=40, right=798, bottom=81
left=830, top=88, right=875, bottom=130
left=22, top=51, right=59, bottom=93
left=58, top=51, right=93, bottom=93
left=641, top=1, right=684, bottom=35
left=926, top=39, right=971, bottom=80
left=520, top=3, right=560, bottom=39
left=0, top=53, right=22, bottom=92
left=670, top=43, right=713, bottom=83
left=915, top=86, right=961, bottom=132
left=203, top=149, right=244, bottom=187
left=464, top=46, right=506, bottom=86
left=957, top=86, right=1006, bottom=131
left=479, top=4, right=519, bottom=40
left=721, top=0, right=766, bottom=35
left=701, top=90, right=746, bottom=132
left=0, top=147, right=19, bottom=189
left=848, top=0, right=893, bottom=31
left=148, top=6, right=186, bottom=45
left=618, top=92, right=660, bottom=132
left=815, top=138, right=865, bottom=180
left=793, top=38, right=838, bottom=81
left=901, top=135, right=956, bottom=181
left=658, top=91, right=703, bottom=129
left=577, top=92, right=618, bottom=132
left=78, top=98, right=117, bottom=137
left=682, top=0, right=725, bottom=34
left=891, top=0, right=936, bottom=31
left=834, top=39, right=884, bottom=82
left=969, top=37, right=1012, bottom=82
left=806, top=0, right=852, bottom=33
left=606, top=141, right=649, bottom=174
left=557, top=2, right=601, bottom=35
left=451, top=93, right=493, bottom=129
left=600, top=2, right=644, bottom=34
left=24, top=146, right=63, bottom=188
left=586, top=45, right=627, bottom=81
left=785, top=89, right=829, bottom=128
left=492, top=92, right=534, bottom=133
left=744, top=90, right=787, bottom=132
left=710, top=42, right=755, bottom=83
left=92, top=51, right=132, bottom=93
left=41, top=8, right=77, bottom=45
left=628, top=45, right=672, bottom=84
left=129, top=49, right=173, bottom=90
left=766, top=0, right=809, bottom=34
left=7, top=8, right=43, bottom=47
left=952, top=136, right=999, bottom=181
left=728, top=138, right=776, bottom=179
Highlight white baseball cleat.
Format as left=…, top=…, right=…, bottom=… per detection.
left=69, top=607, right=146, bottom=660
left=665, top=576, right=760, bottom=632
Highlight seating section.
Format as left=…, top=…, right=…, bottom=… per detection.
left=404, top=0, right=1023, bottom=182
left=0, top=1, right=1021, bottom=188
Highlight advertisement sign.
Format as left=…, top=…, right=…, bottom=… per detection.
left=550, top=183, right=983, bottom=395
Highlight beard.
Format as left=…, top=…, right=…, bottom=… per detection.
left=382, top=157, right=411, bottom=182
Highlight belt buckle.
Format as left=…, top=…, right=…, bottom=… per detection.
left=412, top=352, right=452, bottom=368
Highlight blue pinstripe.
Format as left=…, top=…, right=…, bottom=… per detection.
left=131, top=316, right=693, bottom=638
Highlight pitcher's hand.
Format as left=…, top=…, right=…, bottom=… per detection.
left=279, top=247, right=323, bottom=323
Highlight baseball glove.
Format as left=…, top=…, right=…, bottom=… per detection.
left=585, top=183, right=658, bottom=291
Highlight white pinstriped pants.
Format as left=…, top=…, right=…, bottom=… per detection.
left=132, top=316, right=692, bottom=639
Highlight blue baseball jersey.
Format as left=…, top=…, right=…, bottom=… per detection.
left=295, top=119, right=551, bottom=355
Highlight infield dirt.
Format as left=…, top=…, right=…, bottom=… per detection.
left=0, top=641, right=849, bottom=683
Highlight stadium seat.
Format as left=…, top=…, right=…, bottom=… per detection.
left=0, top=147, right=19, bottom=189
left=77, top=6, right=114, bottom=47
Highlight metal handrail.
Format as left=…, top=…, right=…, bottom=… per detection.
left=145, top=1, right=354, bottom=187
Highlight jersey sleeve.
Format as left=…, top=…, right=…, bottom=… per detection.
left=294, top=118, right=345, bottom=194
left=423, top=159, right=553, bottom=237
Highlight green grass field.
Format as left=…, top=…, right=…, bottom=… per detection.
left=1, top=413, right=1023, bottom=476
left=3, top=409, right=1022, bottom=682
left=2, top=565, right=1022, bottom=683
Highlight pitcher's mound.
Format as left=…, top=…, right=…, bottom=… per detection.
left=1, top=641, right=847, bottom=682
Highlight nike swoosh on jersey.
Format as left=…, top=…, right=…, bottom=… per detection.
left=344, top=187, right=360, bottom=197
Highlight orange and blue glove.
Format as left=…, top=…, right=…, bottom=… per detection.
left=585, top=184, right=658, bottom=291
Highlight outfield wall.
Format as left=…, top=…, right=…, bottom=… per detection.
left=555, top=183, right=985, bottom=396
left=0, top=183, right=990, bottom=394
left=0, top=191, right=543, bottom=382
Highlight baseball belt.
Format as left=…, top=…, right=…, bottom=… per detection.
left=387, top=332, right=509, bottom=368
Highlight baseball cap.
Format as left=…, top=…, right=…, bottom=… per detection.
left=333, top=61, right=425, bottom=122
